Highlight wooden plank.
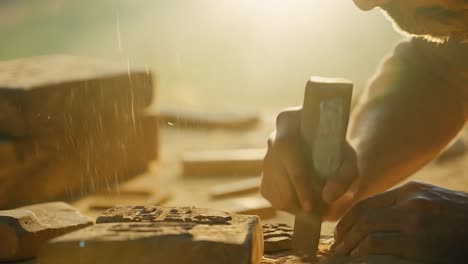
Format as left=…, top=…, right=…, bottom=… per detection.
left=223, top=197, right=276, bottom=220
left=183, top=148, right=266, bottom=177
left=157, top=108, right=260, bottom=130
left=210, top=177, right=261, bottom=199
left=84, top=191, right=171, bottom=211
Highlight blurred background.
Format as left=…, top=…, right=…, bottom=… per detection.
left=0, top=0, right=402, bottom=111
left=2, top=3, right=468, bottom=260
left=3, top=0, right=432, bottom=227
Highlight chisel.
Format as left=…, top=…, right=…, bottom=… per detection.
left=292, top=77, right=353, bottom=258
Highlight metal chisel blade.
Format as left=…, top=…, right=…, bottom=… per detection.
left=292, top=209, right=323, bottom=258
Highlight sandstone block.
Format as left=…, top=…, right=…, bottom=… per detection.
left=0, top=55, right=159, bottom=208
left=0, top=202, right=92, bottom=261
left=0, top=55, right=153, bottom=137
left=0, top=116, right=158, bottom=208
left=39, top=206, right=263, bottom=264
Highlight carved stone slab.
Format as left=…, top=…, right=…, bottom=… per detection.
left=0, top=202, right=93, bottom=261
left=39, top=206, right=263, bottom=264
left=96, top=206, right=236, bottom=224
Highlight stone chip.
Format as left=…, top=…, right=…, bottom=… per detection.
left=263, top=223, right=293, bottom=253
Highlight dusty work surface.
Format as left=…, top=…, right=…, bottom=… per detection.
left=65, top=112, right=467, bottom=264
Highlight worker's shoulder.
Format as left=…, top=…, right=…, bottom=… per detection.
left=396, top=38, right=468, bottom=117
left=387, top=38, right=467, bottom=93
left=393, top=38, right=468, bottom=69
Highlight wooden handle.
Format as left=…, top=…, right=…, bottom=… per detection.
left=300, top=76, right=353, bottom=180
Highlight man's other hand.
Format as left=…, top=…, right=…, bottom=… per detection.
left=334, top=181, right=468, bottom=263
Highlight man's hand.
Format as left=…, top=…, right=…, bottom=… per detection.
left=261, top=107, right=360, bottom=221
left=334, top=181, right=468, bottom=263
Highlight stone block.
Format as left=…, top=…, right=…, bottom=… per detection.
left=0, top=202, right=92, bottom=261
left=0, top=55, right=153, bottom=137
left=0, top=117, right=158, bottom=208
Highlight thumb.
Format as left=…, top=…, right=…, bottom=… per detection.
left=322, top=144, right=358, bottom=204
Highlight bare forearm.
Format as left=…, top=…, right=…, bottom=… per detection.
left=350, top=90, right=465, bottom=199
left=348, top=40, right=467, bottom=199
